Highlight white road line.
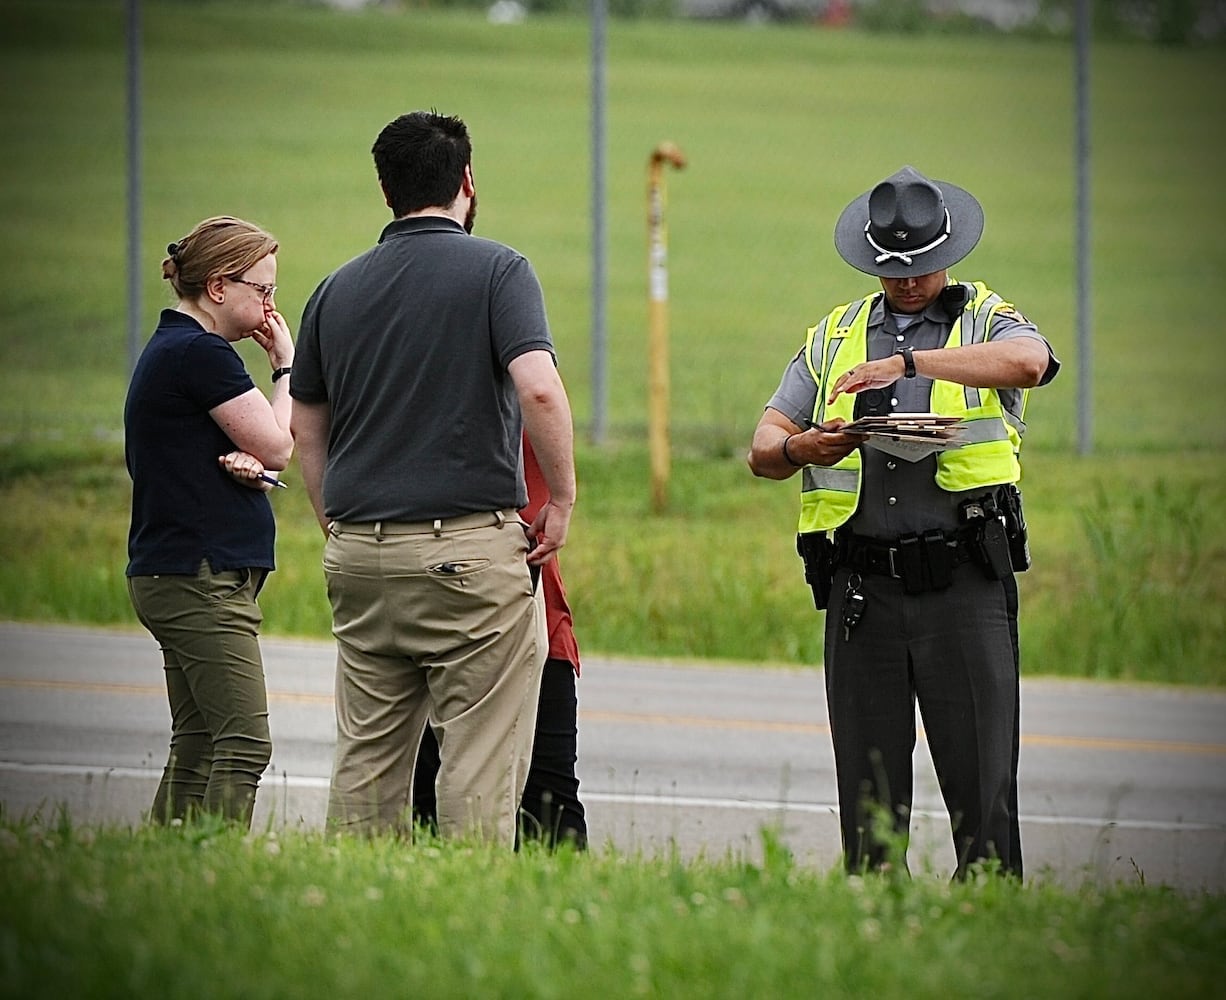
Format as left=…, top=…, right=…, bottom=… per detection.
left=3, top=761, right=1221, bottom=834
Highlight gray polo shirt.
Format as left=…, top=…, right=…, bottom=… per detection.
left=766, top=284, right=1059, bottom=538
left=292, top=216, right=555, bottom=522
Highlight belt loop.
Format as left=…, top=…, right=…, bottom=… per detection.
left=374, top=521, right=383, bottom=541
left=494, top=510, right=506, bottom=529
left=432, top=518, right=442, bottom=537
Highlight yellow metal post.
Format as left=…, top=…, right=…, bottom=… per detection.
left=647, top=142, right=686, bottom=513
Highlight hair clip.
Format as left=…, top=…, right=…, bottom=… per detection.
left=166, top=242, right=181, bottom=259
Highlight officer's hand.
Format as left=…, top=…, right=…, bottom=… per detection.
left=792, top=419, right=866, bottom=467
left=827, top=355, right=906, bottom=404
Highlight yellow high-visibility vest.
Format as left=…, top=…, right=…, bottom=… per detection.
left=797, top=281, right=1028, bottom=534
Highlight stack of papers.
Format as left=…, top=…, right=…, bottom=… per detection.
left=842, top=413, right=966, bottom=462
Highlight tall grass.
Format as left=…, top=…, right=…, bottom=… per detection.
left=1026, top=478, right=1226, bottom=686
left=0, top=1, right=1223, bottom=683
left=2, top=442, right=1222, bottom=685
left=2, top=815, right=1224, bottom=999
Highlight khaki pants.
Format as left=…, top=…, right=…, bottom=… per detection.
left=323, top=512, right=545, bottom=846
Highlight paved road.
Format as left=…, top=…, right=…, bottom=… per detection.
left=2, top=622, right=1224, bottom=891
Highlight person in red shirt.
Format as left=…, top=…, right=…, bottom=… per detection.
left=412, top=434, right=587, bottom=848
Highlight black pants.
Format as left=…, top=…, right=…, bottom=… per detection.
left=825, top=562, right=1022, bottom=878
left=413, top=657, right=588, bottom=849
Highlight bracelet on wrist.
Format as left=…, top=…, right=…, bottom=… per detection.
left=271, top=367, right=293, bottom=383
left=781, top=433, right=803, bottom=468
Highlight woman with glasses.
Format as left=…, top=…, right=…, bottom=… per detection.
left=124, top=215, right=294, bottom=828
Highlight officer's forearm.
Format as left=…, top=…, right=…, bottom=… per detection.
left=912, top=339, right=1048, bottom=389
left=748, top=424, right=803, bottom=480
left=749, top=421, right=862, bottom=479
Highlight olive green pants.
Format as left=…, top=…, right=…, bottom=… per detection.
left=128, top=561, right=272, bottom=828
left=323, top=512, right=545, bottom=847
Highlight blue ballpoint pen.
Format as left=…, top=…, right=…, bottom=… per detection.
left=258, top=473, right=288, bottom=489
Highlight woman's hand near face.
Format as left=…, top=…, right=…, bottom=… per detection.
left=250, top=309, right=294, bottom=371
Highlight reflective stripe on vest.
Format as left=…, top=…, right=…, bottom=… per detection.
left=798, top=299, right=864, bottom=532
left=797, top=281, right=1028, bottom=534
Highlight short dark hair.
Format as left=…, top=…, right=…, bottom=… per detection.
left=372, top=111, right=472, bottom=218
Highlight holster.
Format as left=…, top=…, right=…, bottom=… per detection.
left=974, top=515, right=1014, bottom=580
left=796, top=532, right=834, bottom=610
left=959, top=492, right=1015, bottom=581
left=998, top=483, right=1032, bottom=572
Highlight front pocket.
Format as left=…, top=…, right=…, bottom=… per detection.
left=207, top=567, right=251, bottom=604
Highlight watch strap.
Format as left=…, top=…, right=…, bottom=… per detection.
left=272, top=367, right=293, bottom=383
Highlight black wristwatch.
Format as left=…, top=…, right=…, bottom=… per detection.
left=896, top=346, right=916, bottom=379
left=272, top=367, right=293, bottom=383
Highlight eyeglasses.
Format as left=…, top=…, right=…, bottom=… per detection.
left=229, top=276, right=277, bottom=301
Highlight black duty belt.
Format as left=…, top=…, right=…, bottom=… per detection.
left=835, top=529, right=975, bottom=594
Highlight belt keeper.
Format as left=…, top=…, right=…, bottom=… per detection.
left=494, top=511, right=506, bottom=528
left=374, top=521, right=383, bottom=541
left=432, top=519, right=442, bottom=537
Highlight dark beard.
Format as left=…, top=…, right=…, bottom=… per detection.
left=464, top=193, right=477, bottom=234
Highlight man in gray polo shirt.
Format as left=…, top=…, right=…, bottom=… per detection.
left=290, top=110, right=576, bottom=847
left=748, top=166, right=1059, bottom=878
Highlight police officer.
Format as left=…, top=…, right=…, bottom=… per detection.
left=748, top=166, right=1059, bottom=878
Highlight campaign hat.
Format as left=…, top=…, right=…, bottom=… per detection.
left=833, top=165, right=984, bottom=278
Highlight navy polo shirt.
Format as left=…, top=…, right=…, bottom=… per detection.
left=124, top=309, right=275, bottom=575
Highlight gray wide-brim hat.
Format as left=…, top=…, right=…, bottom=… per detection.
left=833, top=165, right=984, bottom=279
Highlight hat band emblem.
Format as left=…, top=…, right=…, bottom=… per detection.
left=865, top=209, right=951, bottom=267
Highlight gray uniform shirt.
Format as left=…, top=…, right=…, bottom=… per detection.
left=766, top=285, right=1059, bottom=538
left=292, top=216, right=555, bottom=522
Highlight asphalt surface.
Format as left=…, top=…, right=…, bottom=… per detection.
left=2, top=621, right=1224, bottom=891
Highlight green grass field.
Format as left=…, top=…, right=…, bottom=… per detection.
left=2, top=817, right=1224, bottom=999
left=1, top=0, right=1224, bottom=684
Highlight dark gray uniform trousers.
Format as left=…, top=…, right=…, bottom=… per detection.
left=824, top=559, right=1022, bottom=878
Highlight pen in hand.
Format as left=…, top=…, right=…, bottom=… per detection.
left=258, top=473, right=288, bottom=490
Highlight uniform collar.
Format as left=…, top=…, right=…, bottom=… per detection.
left=867, top=282, right=969, bottom=329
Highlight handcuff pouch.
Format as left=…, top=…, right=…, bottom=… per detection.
left=897, top=534, right=926, bottom=595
